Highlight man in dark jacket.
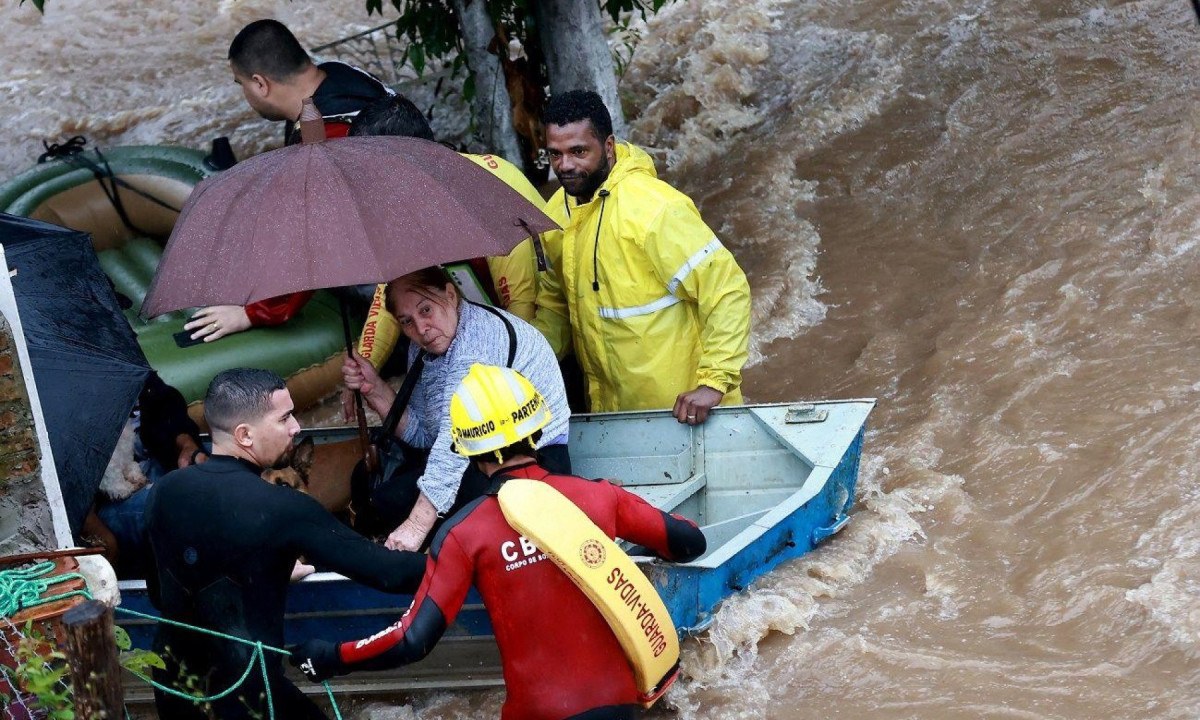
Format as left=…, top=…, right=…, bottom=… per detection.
left=228, top=18, right=391, bottom=145
left=185, top=18, right=392, bottom=341
left=146, top=368, right=424, bottom=720
left=91, top=371, right=206, bottom=576
left=136, top=371, right=207, bottom=474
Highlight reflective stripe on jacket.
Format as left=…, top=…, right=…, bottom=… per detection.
left=534, top=142, right=751, bottom=412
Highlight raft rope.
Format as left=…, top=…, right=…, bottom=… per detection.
left=0, top=562, right=343, bottom=720
left=37, top=136, right=183, bottom=235
left=114, top=606, right=344, bottom=720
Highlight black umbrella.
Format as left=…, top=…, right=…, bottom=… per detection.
left=1, top=213, right=151, bottom=537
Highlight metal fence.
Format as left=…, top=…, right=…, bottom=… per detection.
left=311, top=20, right=456, bottom=94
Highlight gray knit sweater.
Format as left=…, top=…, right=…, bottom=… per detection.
left=402, top=301, right=570, bottom=513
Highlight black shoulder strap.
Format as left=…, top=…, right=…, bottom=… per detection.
left=485, top=472, right=519, bottom=497
left=374, top=351, right=427, bottom=443
left=472, top=301, right=517, bottom=367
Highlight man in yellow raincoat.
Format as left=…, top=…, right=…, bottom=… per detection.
left=346, top=95, right=541, bottom=370
left=536, top=90, right=751, bottom=425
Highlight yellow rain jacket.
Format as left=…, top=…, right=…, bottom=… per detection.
left=357, top=153, right=542, bottom=369
left=534, top=142, right=751, bottom=412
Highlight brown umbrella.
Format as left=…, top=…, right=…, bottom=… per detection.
left=142, top=99, right=558, bottom=468
left=142, top=123, right=556, bottom=315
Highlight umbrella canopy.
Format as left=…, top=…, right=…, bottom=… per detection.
left=141, top=135, right=559, bottom=317
left=1, top=213, right=151, bottom=537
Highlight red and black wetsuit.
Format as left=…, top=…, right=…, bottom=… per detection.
left=246, top=61, right=392, bottom=326
left=334, top=462, right=706, bottom=720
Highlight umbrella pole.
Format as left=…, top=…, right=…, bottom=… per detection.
left=340, top=298, right=378, bottom=473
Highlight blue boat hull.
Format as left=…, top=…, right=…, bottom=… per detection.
left=648, top=427, right=864, bottom=633
left=117, top=400, right=874, bottom=695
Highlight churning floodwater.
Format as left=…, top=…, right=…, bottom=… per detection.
left=3, top=0, right=1199, bottom=717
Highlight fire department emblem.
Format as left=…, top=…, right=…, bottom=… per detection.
left=580, top=539, right=606, bottom=568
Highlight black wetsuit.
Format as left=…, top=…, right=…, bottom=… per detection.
left=145, top=455, right=423, bottom=720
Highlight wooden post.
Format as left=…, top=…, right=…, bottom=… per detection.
left=62, top=599, right=123, bottom=719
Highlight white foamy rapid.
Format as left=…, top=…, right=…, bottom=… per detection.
left=621, top=0, right=1200, bottom=717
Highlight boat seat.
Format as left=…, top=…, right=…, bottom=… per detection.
left=627, top=473, right=706, bottom=515
left=96, top=237, right=347, bottom=406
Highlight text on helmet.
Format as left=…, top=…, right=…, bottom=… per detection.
left=458, top=419, right=497, bottom=439
left=511, top=394, right=542, bottom=423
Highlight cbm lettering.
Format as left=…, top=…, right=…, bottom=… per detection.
left=501, top=535, right=540, bottom=562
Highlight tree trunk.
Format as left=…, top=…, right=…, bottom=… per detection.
left=534, top=0, right=629, bottom=138
left=63, top=600, right=124, bottom=719
left=451, top=0, right=525, bottom=168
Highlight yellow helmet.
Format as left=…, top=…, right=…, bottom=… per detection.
left=450, top=364, right=552, bottom=458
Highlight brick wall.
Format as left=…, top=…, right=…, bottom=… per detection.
left=0, top=311, right=56, bottom=552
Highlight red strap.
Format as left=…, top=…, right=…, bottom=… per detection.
left=638, top=662, right=680, bottom=707
left=286, top=118, right=353, bottom=145
left=323, top=120, right=352, bottom=139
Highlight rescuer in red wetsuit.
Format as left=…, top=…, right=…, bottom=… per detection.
left=291, top=364, right=707, bottom=720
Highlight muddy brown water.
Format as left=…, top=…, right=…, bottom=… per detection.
left=3, top=0, right=1199, bottom=717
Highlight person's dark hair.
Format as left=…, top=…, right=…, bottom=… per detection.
left=204, top=368, right=287, bottom=434
left=349, top=95, right=435, bottom=141
left=228, top=19, right=312, bottom=80
left=543, top=89, right=613, bottom=142
left=385, top=266, right=456, bottom=316
left=466, top=431, right=542, bottom=463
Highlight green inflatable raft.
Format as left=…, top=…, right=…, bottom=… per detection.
left=0, top=144, right=348, bottom=424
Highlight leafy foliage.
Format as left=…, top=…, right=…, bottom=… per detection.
left=9, top=622, right=74, bottom=720
left=600, top=0, right=672, bottom=25
left=368, top=0, right=676, bottom=80
left=3, top=619, right=168, bottom=719
left=113, top=624, right=166, bottom=681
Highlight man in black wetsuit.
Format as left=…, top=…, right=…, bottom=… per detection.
left=145, top=368, right=424, bottom=720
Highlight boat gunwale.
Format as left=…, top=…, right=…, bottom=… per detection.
left=115, top=399, right=876, bottom=592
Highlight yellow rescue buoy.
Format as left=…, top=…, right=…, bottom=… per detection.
left=497, top=478, right=680, bottom=706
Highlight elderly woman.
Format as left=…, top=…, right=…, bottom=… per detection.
left=344, top=266, right=571, bottom=551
